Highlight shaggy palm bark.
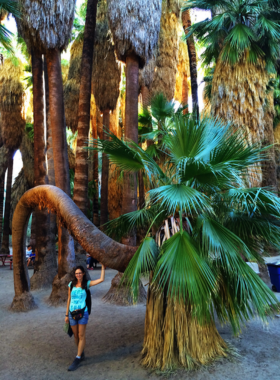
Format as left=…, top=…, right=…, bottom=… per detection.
left=46, top=49, right=75, bottom=304
left=1, top=154, right=13, bottom=254
left=211, top=57, right=276, bottom=188
left=73, top=0, right=98, bottom=268
left=10, top=185, right=137, bottom=311
left=0, top=174, right=5, bottom=248
left=182, top=9, right=199, bottom=119
left=30, top=51, right=57, bottom=289
left=142, top=285, right=228, bottom=369
left=100, top=109, right=110, bottom=226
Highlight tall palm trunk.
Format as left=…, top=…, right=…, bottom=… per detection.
left=100, top=109, right=110, bottom=226
left=73, top=0, right=98, bottom=269
left=73, top=0, right=98, bottom=215
left=1, top=153, right=13, bottom=254
left=122, top=53, right=139, bottom=246
left=0, top=173, right=5, bottom=248
left=44, top=57, right=57, bottom=256
left=92, top=119, right=99, bottom=225
left=30, top=51, right=57, bottom=289
left=46, top=48, right=75, bottom=304
left=182, top=10, right=199, bottom=119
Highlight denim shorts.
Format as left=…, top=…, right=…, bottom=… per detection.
left=69, top=310, right=89, bottom=326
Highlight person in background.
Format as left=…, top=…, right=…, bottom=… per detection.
left=27, top=246, right=35, bottom=267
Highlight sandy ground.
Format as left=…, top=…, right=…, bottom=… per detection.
left=1, top=265, right=280, bottom=380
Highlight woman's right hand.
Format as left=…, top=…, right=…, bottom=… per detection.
left=65, top=316, right=69, bottom=323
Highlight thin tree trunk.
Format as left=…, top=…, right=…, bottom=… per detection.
left=72, top=0, right=98, bottom=271
left=0, top=173, right=5, bottom=249
left=1, top=153, right=13, bottom=254
left=182, top=75, right=189, bottom=114
left=100, top=109, right=110, bottom=226
left=29, top=212, right=36, bottom=247
left=141, top=85, right=151, bottom=108
left=92, top=123, right=99, bottom=225
left=46, top=48, right=75, bottom=304
left=182, top=10, right=199, bottom=119
left=104, top=53, right=146, bottom=305
left=44, top=56, right=57, bottom=256
left=73, top=0, right=98, bottom=215
left=30, top=51, right=57, bottom=289
left=10, top=185, right=137, bottom=311
left=122, top=52, right=139, bottom=246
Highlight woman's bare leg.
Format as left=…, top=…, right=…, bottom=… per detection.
left=77, top=324, right=87, bottom=356
left=71, top=325, right=79, bottom=348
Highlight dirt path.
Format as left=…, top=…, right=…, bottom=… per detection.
left=1, top=266, right=280, bottom=380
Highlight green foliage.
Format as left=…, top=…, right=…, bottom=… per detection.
left=25, top=123, right=34, bottom=143
left=183, top=0, right=280, bottom=70
left=273, top=76, right=280, bottom=127
left=0, top=0, right=21, bottom=51
left=94, top=108, right=280, bottom=329
left=72, top=0, right=87, bottom=40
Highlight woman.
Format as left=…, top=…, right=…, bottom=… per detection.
left=65, top=264, right=105, bottom=371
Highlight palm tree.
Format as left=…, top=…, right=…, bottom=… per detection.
left=107, top=0, right=162, bottom=245
left=10, top=185, right=137, bottom=311
left=182, top=8, right=199, bottom=119
left=96, top=112, right=280, bottom=369
left=184, top=0, right=280, bottom=188
left=30, top=51, right=57, bottom=289
left=91, top=0, right=121, bottom=226
left=0, top=57, right=26, bottom=254
left=16, top=0, right=77, bottom=304
left=151, top=0, right=181, bottom=102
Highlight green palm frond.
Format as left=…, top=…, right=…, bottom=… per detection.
left=153, top=231, right=216, bottom=320
left=212, top=259, right=279, bottom=334
left=123, top=237, right=159, bottom=301
left=184, top=0, right=280, bottom=69
left=105, top=205, right=168, bottom=240
left=149, top=184, right=212, bottom=216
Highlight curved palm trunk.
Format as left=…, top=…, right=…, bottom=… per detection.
left=182, top=10, right=199, bottom=119
left=30, top=51, right=57, bottom=290
left=1, top=153, right=13, bottom=254
left=100, top=109, right=110, bottom=226
left=46, top=49, right=75, bottom=304
left=10, top=185, right=137, bottom=311
left=142, top=285, right=228, bottom=369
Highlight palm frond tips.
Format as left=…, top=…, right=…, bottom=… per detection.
left=122, top=237, right=159, bottom=301
left=153, top=231, right=216, bottom=320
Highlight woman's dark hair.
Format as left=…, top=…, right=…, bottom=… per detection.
left=72, top=266, right=87, bottom=289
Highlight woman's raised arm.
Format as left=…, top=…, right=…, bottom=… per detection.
left=89, top=264, right=105, bottom=287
